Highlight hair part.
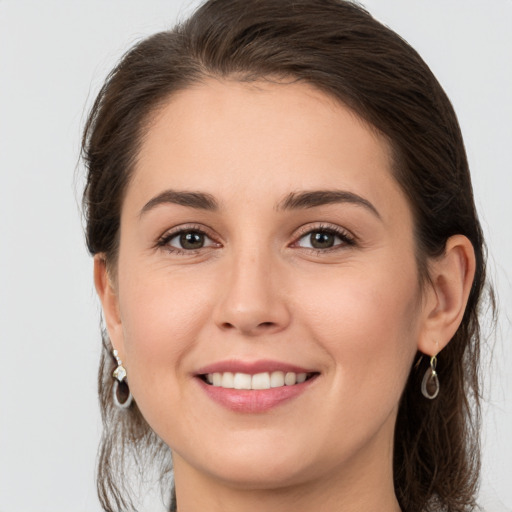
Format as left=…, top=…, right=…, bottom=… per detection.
left=82, top=1, right=492, bottom=510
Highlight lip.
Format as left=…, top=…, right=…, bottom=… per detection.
left=194, top=359, right=319, bottom=413
left=195, top=359, right=314, bottom=375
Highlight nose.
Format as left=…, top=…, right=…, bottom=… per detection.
left=212, top=248, right=291, bottom=337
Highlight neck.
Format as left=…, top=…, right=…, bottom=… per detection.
left=174, top=470, right=400, bottom=512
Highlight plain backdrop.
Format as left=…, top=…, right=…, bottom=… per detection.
left=0, top=1, right=510, bottom=511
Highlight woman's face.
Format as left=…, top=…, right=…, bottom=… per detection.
left=103, top=80, right=429, bottom=489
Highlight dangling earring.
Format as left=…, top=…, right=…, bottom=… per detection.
left=421, top=354, right=440, bottom=399
left=112, top=349, right=133, bottom=409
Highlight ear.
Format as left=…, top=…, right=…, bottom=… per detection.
left=94, top=254, right=125, bottom=357
left=417, top=235, right=476, bottom=356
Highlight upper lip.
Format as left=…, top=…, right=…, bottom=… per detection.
left=195, top=359, right=315, bottom=376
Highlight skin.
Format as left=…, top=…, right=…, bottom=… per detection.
left=95, top=80, right=475, bottom=512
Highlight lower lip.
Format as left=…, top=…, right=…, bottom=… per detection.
left=196, top=376, right=317, bottom=413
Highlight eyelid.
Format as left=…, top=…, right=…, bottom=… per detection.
left=155, top=223, right=221, bottom=252
left=291, top=223, right=356, bottom=249
left=154, top=222, right=355, bottom=254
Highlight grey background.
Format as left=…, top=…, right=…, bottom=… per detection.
left=0, top=1, right=510, bottom=510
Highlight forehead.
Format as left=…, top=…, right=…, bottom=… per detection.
left=127, top=79, right=408, bottom=223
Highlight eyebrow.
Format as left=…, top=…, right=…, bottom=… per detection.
left=277, top=190, right=381, bottom=219
left=139, top=188, right=380, bottom=219
left=140, top=190, right=219, bottom=217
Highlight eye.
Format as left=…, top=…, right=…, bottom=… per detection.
left=295, top=227, right=354, bottom=250
left=173, top=231, right=207, bottom=250
left=158, top=228, right=218, bottom=253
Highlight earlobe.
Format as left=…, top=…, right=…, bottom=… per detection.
left=417, top=235, right=476, bottom=356
left=93, top=254, right=124, bottom=353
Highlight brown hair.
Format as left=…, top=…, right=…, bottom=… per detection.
left=82, top=1, right=491, bottom=510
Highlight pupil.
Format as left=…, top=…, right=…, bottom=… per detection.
left=180, top=231, right=204, bottom=249
left=311, top=231, right=334, bottom=249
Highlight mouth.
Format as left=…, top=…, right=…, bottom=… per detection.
left=194, top=360, right=319, bottom=413
left=199, top=371, right=318, bottom=390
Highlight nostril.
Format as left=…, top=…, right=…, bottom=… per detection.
left=219, top=320, right=278, bottom=334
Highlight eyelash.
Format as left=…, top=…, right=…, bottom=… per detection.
left=155, top=223, right=356, bottom=255
left=155, top=224, right=220, bottom=255
left=292, top=224, right=356, bottom=253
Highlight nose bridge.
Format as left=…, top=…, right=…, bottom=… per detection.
left=214, top=240, right=290, bottom=335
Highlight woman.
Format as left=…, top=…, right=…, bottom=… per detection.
left=82, top=0, right=490, bottom=510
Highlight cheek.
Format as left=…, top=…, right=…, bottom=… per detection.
left=116, top=263, right=216, bottom=397
left=300, top=260, right=419, bottom=329
left=295, top=261, right=421, bottom=391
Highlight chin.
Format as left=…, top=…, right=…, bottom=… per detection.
left=171, top=428, right=343, bottom=492
left=198, top=455, right=317, bottom=490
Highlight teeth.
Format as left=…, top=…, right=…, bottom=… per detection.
left=252, top=372, right=271, bottom=389
left=270, top=371, right=284, bottom=388
left=297, top=372, right=307, bottom=383
left=205, top=371, right=311, bottom=390
left=221, top=372, right=234, bottom=388
left=284, top=372, right=296, bottom=386
left=234, top=373, right=252, bottom=390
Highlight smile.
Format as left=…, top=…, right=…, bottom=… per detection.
left=202, top=371, right=314, bottom=390
left=195, top=361, right=319, bottom=413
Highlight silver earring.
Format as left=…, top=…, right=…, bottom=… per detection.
left=112, top=349, right=133, bottom=409
left=421, top=355, right=440, bottom=399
